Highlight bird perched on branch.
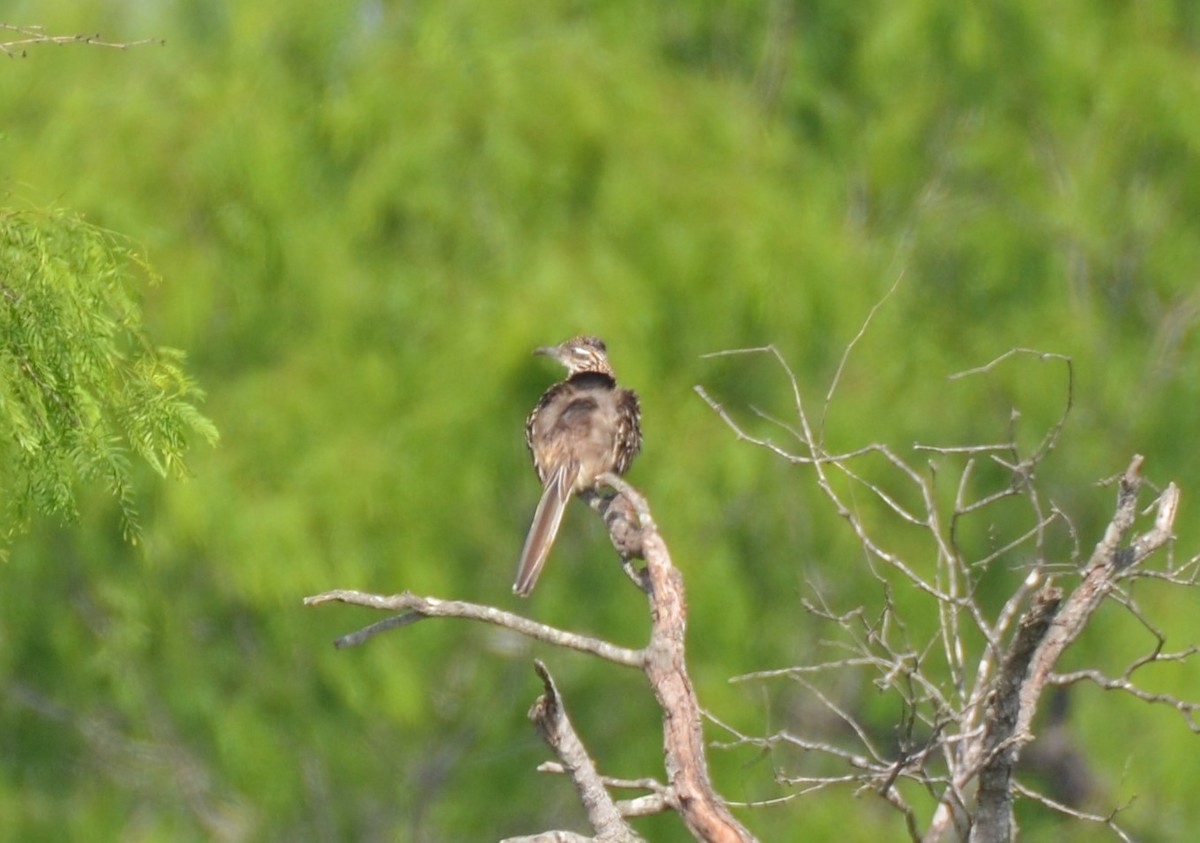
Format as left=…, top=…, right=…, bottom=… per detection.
left=513, top=336, right=642, bottom=597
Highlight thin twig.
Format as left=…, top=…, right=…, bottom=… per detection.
left=0, top=23, right=163, bottom=57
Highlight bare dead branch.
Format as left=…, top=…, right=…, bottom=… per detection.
left=947, top=349, right=1073, bottom=467
left=537, top=763, right=673, bottom=818
left=308, top=475, right=759, bottom=842
left=500, top=831, right=596, bottom=843
left=821, top=269, right=906, bottom=436
left=581, top=489, right=649, bottom=572
left=302, top=590, right=644, bottom=667
left=0, top=23, right=163, bottom=57
left=1011, top=781, right=1135, bottom=843
left=537, top=763, right=668, bottom=796
left=602, top=475, right=758, bottom=843
left=527, top=660, right=646, bottom=843
left=695, top=381, right=967, bottom=610
left=969, top=586, right=1062, bottom=843
left=1019, top=464, right=1180, bottom=735
left=1050, top=667, right=1200, bottom=732
left=699, top=336, right=1194, bottom=843
left=614, top=794, right=674, bottom=818
left=731, top=655, right=894, bottom=683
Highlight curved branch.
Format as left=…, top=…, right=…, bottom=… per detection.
left=303, top=590, right=644, bottom=667
left=604, top=476, right=758, bottom=843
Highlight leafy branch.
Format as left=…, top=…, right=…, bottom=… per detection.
left=0, top=208, right=217, bottom=546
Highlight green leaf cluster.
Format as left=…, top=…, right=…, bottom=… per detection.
left=0, top=208, right=217, bottom=545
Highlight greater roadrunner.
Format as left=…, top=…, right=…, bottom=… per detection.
left=513, top=336, right=643, bottom=597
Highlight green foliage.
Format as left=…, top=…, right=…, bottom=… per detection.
left=0, top=208, right=217, bottom=544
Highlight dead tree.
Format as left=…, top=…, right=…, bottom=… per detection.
left=697, top=342, right=1196, bottom=842
left=306, top=478, right=756, bottom=843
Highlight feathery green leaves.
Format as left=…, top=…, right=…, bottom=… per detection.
left=0, top=208, right=217, bottom=546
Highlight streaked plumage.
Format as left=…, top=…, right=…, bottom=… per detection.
left=513, top=336, right=642, bottom=597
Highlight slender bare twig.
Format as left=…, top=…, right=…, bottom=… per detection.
left=1011, top=781, right=1135, bottom=843
left=1049, top=667, right=1200, bottom=732
left=536, top=763, right=675, bottom=818
left=946, top=349, right=1074, bottom=467
left=0, top=23, right=163, bottom=57
left=537, top=764, right=668, bottom=796
left=820, top=268, right=906, bottom=436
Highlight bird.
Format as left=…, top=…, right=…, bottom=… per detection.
left=513, top=336, right=643, bottom=597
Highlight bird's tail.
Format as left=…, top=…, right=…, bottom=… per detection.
left=513, top=464, right=575, bottom=597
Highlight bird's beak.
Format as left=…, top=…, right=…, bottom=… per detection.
left=533, top=345, right=562, bottom=360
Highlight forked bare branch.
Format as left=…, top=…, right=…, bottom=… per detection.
left=698, top=336, right=1191, bottom=843
left=308, top=482, right=757, bottom=843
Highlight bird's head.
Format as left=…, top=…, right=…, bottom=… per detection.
left=535, top=335, right=614, bottom=377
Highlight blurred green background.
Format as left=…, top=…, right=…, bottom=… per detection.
left=3, top=1, right=1200, bottom=840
